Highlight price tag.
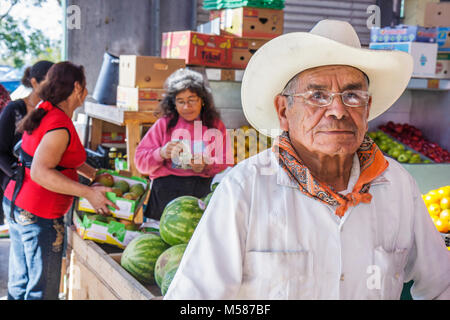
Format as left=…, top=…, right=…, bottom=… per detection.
left=427, top=79, right=439, bottom=89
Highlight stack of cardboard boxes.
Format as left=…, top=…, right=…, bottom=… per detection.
left=425, top=2, right=450, bottom=79
left=116, top=55, right=185, bottom=113
left=369, top=2, right=449, bottom=79
left=161, top=1, right=285, bottom=81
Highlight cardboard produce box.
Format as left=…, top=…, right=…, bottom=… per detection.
left=369, top=42, right=438, bottom=78
left=370, top=25, right=437, bottom=43
left=231, top=37, right=268, bottom=69
left=424, top=2, right=450, bottom=27
left=72, top=210, right=143, bottom=249
left=78, top=169, right=150, bottom=221
left=205, top=68, right=244, bottom=82
left=436, top=52, right=450, bottom=79
left=100, top=121, right=126, bottom=144
left=161, top=31, right=233, bottom=68
left=187, top=66, right=244, bottom=82
left=116, top=85, right=165, bottom=112
left=119, top=55, right=185, bottom=88
left=209, top=7, right=284, bottom=39
left=101, top=132, right=126, bottom=144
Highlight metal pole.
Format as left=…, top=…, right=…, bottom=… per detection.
left=151, top=0, right=161, bottom=57
left=62, top=0, right=68, bottom=61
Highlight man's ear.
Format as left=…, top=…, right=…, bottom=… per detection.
left=274, top=94, right=289, bottom=132
left=366, top=96, right=372, bottom=120
left=364, top=96, right=372, bottom=131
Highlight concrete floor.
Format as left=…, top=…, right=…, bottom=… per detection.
left=0, top=238, right=9, bottom=298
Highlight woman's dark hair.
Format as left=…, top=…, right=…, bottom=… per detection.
left=21, top=60, right=54, bottom=88
left=17, top=61, right=86, bottom=134
left=160, top=68, right=220, bottom=132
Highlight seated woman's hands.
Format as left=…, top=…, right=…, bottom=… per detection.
left=160, top=141, right=185, bottom=160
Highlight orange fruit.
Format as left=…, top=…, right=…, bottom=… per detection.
left=435, top=218, right=449, bottom=233
left=440, top=197, right=450, bottom=210
left=428, top=203, right=441, bottom=216
left=431, top=216, right=439, bottom=224
left=439, top=209, right=450, bottom=222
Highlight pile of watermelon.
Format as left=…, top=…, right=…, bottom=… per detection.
left=120, top=182, right=219, bottom=295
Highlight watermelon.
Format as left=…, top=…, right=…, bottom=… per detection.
left=120, top=233, right=170, bottom=285
left=161, top=266, right=178, bottom=296
left=154, top=243, right=187, bottom=288
left=159, top=196, right=204, bottom=246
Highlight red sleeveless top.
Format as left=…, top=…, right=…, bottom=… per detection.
left=5, top=101, right=87, bottom=219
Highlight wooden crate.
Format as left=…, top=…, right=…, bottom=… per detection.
left=66, top=226, right=161, bottom=300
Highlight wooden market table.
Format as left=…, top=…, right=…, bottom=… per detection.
left=65, top=225, right=161, bottom=300
left=84, top=100, right=159, bottom=177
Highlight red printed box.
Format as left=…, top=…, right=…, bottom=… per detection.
left=161, top=31, right=233, bottom=68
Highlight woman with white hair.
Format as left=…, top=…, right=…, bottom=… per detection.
left=135, top=68, right=233, bottom=220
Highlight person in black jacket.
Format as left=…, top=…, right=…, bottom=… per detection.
left=0, top=83, right=11, bottom=113
left=0, top=60, right=54, bottom=230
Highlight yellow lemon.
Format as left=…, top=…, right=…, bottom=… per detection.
left=437, top=187, right=450, bottom=198
left=423, top=194, right=436, bottom=207
left=428, top=203, right=441, bottom=216
left=429, top=190, right=442, bottom=201
left=440, top=197, right=450, bottom=211
left=440, top=209, right=450, bottom=222
left=435, top=218, right=449, bottom=233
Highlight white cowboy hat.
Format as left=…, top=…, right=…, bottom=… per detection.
left=241, top=19, right=414, bottom=138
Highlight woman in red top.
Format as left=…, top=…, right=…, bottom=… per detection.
left=3, top=62, right=118, bottom=300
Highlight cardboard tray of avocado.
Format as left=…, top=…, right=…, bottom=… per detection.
left=72, top=209, right=147, bottom=249
left=77, top=169, right=150, bottom=221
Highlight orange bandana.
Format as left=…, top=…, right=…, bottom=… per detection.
left=273, top=131, right=389, bottom=217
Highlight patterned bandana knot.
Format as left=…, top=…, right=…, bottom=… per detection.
left=273, top=131, right=388, bottom=217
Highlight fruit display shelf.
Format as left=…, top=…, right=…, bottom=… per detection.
left=381, top=131, right=436, bottom=164
left=369, top=130, right=435, bottom=164
left=378, top=122, right=450, bottom=163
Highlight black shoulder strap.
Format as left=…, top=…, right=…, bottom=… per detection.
left=9, top=147, right=69, bottom=222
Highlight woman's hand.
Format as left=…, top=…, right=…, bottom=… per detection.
left=85, top=184, right=120, bottom=216
left=160, top=141, right=185, bottom=160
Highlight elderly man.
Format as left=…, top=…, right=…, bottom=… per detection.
left=164, top=20, right=450, bottom=300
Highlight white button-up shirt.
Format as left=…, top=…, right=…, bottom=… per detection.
left=164, top=149, right=450, bottom=300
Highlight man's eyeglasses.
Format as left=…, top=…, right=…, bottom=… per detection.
left=282, top=90, right=370, bottom=108
left=175, top=96, right=200, bottom=107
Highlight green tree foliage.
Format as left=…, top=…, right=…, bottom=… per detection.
left=0, top=0, right=62, bottom=68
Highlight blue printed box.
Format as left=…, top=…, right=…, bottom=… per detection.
left=369, top=42, right=438, bottom=77
left=370, top=25, right=437, bottom=43
left=437, top=27, right=450, bottom=52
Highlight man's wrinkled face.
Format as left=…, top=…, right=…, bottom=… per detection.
left=276, top=65, right=372, bottom=157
